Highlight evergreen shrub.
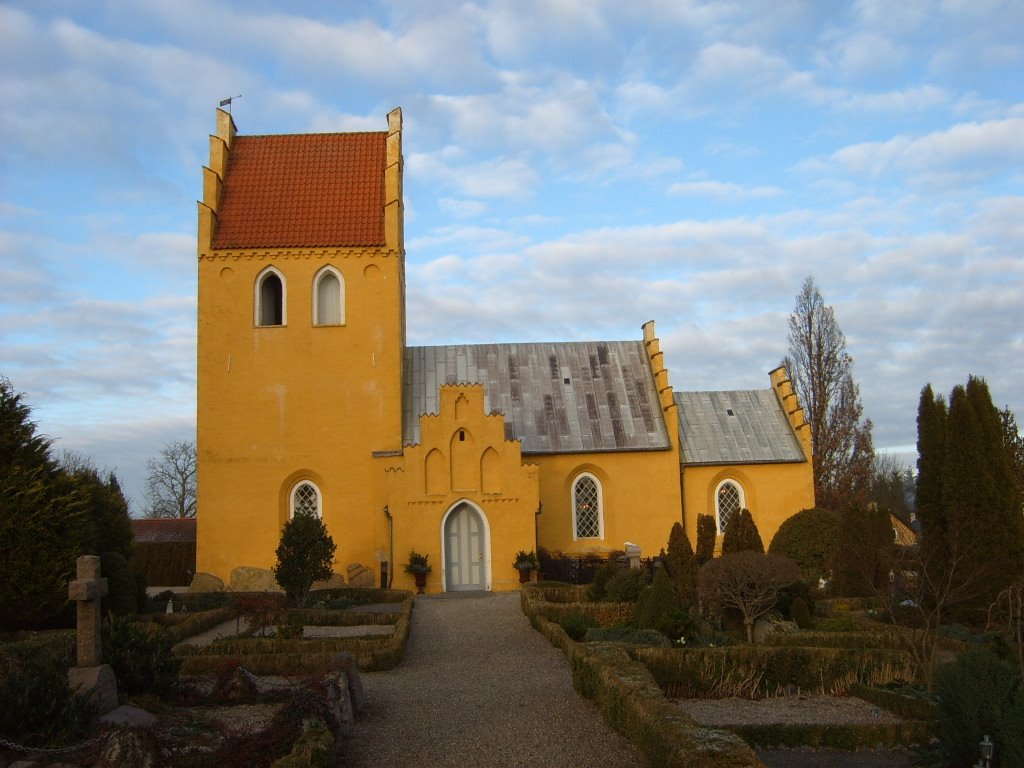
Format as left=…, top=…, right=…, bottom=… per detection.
left=934, top=647, right=1022, bottom=768
left=102, top=614, right=181, bottom=695
left=721, top=509, right=765, bottom=555
left=663, top=522, right=697, bottom=604
left=560, top=613, right=592, bottom=641
left=274, top=512, right=336, bottom=607
left=790, top=597, right=813, bottom=630
left=101, top=550, right=139, bottom=616
left=584, top=627, right=671, bottom=647
left=604, top=568, right=649, bottom=603
left=695, top=514, right=716, bottom=565
left=636, top=567, right=677, bottom=634
left=588, top=561, right=620, bottom=601
left=767, top=507, right=839, bottom=582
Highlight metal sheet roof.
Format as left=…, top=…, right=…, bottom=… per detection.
left=674, top=389, right=806, bottom=465
left=403, top=341, right=671, bottom=453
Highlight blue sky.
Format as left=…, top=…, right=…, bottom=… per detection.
left=2, top=0, right=1022, bottom=511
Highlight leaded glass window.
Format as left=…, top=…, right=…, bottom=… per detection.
left=573, top=474, right=602, bottom=539
left=716, top=481, right=741, bottom=534
left=292, top=482, right=320, bottom=518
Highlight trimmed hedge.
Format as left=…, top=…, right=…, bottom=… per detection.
left=635, top=645, right=917, bottom=699
left=727, top=722, right=931, bottom=749
left=309, top=586, right=408, bottom=604
left=763, top=631, right=905, bottom=650
left=176, top=593, right=412, bottom=674
left=530, top=599, right=635, bottom=627
left=522, top=587, right=762, bottom=767
left=849, top=683, right=937, bottom=722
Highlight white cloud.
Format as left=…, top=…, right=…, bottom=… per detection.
left=667, top=180, right=784, bottom=200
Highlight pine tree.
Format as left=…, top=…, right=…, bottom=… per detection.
left=721, top=509, right=765, bottom=555
left=663, top=522, right=697, bottom=604
left=695, top=514, right=717, bottom=565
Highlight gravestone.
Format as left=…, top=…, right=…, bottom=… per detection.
left=624, top=542, right=642, bottom=569
left=67, top=555, right=119, bottom=714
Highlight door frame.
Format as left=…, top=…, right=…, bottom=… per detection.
left=439, top=499, right=491, bottom=592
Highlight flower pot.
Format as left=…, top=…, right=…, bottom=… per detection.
left=414, top=571, right=427, bottom=594
left=518, top=567, right=532, bottom=584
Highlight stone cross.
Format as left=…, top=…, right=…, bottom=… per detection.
left=68, top=555, right=108, bottom=667
left=67, top=555, right=118, bottom=713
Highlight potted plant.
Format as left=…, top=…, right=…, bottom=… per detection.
left=405, top=550, right=432, bottom=594
left=514, top=550, right=539, bottom=584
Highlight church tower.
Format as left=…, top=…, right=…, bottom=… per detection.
left=195, top=108, right=406, bottom=583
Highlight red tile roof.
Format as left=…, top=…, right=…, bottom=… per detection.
left=212, top=132, right=387, bottom=249
left=132, top=518, right=196, bottom=544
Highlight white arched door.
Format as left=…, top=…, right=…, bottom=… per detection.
left=444, top=502, right=487, bottom=591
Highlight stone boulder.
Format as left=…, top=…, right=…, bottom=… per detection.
left=229, top=566, right=283, bottom=593
left=312, top=571, right=348, bottom=590
left=187, top=572, right=225, bottom=593
left=346, top=563, right=375, bottom=588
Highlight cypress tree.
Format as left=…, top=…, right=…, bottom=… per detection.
left=664, top=522, right=697, bottom=604
left=916, top=384, right=948, bottom=576
left=721, top=509, right=765, bottom=555
left=695, top=514, right=717, bottom=565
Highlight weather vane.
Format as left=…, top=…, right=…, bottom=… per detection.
left=219, top=94, right=242, bottom=113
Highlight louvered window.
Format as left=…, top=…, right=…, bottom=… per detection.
left=573, top=474, right=602, bottom=539
left=716, top=481, right=742, bottom=534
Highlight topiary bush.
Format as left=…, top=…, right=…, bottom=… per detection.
left=102, top=614, right=181, bottom=695
left=604, top=568, right=649, bottom=603
left=560, top=612, right=593, bottom=641
left=636, top=567, right=677, bottom=633
left=695, top=514, right=716, bottom=566
left=588, top=561, right=620, bottom=601
left=934, top=647, right=1022, bottom=768
left=721, top=508, right=765, bottom=555
left=663, top=522, right=697, bottom=605
left=274, top=511, right=337, bottom=607
left=767, top=507, right=839, bottom=582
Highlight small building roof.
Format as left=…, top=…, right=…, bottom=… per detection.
left=403, top=341, right=671, bottom=453
left=212, top=132, right=387, bottom=249
left=132, top=518, right=197, bottom=544
left=674, top=389, right=806, bottom=465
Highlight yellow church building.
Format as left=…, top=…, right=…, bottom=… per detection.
left=194, top=107, right=815, bottom=593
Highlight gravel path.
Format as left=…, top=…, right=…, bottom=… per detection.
left=345, top=592, right=647, bottom=768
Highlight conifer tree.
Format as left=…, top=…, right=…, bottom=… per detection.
left=695, top=514, right=717, bottom=565
left=274, top=510, right=337, bottom=606
left=916, top=384, right=948, bottom=575
left=830, top=504, right=895, bottom=597
left=721, top=508, right=765, bottom=555
left=663, top=522, right=697, bottom=604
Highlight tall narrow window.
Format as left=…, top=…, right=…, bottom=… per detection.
left=572, top=473, right=603, bottom=539
left=715, top=480, right=743, bottom=534
left=291, top=481, right=321, bottom=518
left=314, top=267, right=344, bottom=326
left=256, top=268, right=285, bottom=326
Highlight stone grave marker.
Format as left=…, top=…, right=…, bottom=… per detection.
left=67, top=554, right=119, bottom=713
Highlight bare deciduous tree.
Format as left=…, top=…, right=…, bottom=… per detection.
left=143, top=439, right=197, bottom=518
left=783, top=276, right=874, bottom=511
left=698, top=552, right=801, bottom=644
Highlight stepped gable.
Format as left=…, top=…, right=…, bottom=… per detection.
left=403, top=341, right=671, bottom=454
left=212, top=131, right=387, bottom=249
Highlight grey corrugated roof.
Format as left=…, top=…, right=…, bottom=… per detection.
left=674, top=389, right=806, bottom=465
left=404, top=341, right=671, bottom=453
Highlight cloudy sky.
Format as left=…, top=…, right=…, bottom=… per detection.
left=2, top=0, right=1022, bottom=511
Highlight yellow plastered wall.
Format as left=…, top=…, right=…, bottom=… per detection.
left=195, top=109, right=406, bottom=583
left=385, top=385, right=540, bottom=593
left=681, top=461, right=816, bottom=551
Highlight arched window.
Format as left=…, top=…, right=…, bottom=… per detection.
left=313, top=267, right=344, bottom=326
left=715, top=480, right=743, bottom=534
left=255, top=268, right=285, bottom=326
left=290, top=481, right=321, bottom=518
left=572, top=473, right=603, bottom=539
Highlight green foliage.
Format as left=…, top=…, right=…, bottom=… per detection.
left=0, top=378, right=136, bottom=630
left=588, top=561, right=619, bottom=601
left=636, top=566, right=677, bottom=634
left=830, top=504, right=895, bottom=597
left=559, top=612, right=593, bottom=641
left=403, top=550, right=431, bottom=574
left=102, top=614, right=181, bottom=695
left=663, top=522, right=697, bottom=605
left=721, top=508, right=765, bottom=555
left=813, top=615, right=857, bottom=632
left=132, top=539, right=196, bottom=587
left=767, top=507, right=839, bottom=582
left=274, top=512, right=337, bottom=606
left=513, top=549, right=538, bottom=569
left=583, top=627, right=671, bottom=647
left=604, top=567, right=649, bottom=603
left=0, top=640, right=94, bottom=747
left=695, top=514, right=716, bottom=566
left=790, top=597, right=813, bottom=630
left=934, top=647, right=1023, bottom=768
left=102, top=550, right=140, bottom=616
